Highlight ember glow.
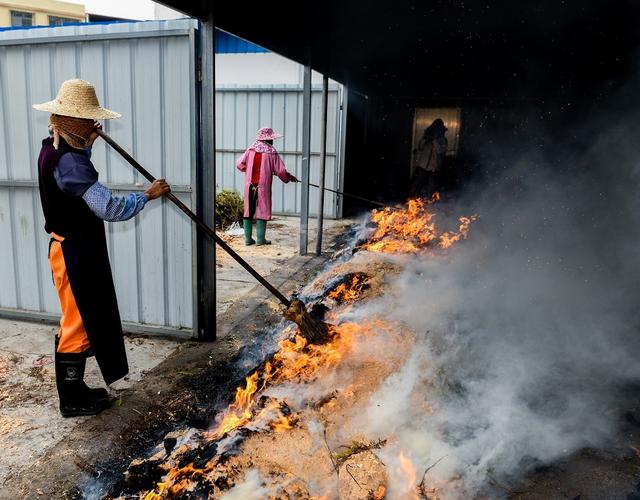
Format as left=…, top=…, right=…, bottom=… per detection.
left=142, top=462, right=215, bottom=499
left=362, top=194, right=478, bottom=254
left=326, top=273, right=370, bottom=303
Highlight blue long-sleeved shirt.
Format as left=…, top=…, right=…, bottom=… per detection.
left=53, top=148, right=148, bottom=221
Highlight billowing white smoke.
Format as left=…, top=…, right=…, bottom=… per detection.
left=358, top=100, right=640, bottom=497
left=220, top=469, right=268, bottom=500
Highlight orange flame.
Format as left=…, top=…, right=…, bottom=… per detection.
left=142, top=462, right=217, bottom=499
left=210, top=372, right=260, bottom=438
left=207, top=321, right=386, bottom=441
left=142, top=483, right=166, bottom=500
left=327, top=274, right=370, bottom=303
left=270, top=414, right=294, bottom=432
left=364, top=198, right=437, bottom=254
left=372, top=485, right=386, bottom=500
left=438, top=215, right=480, bottom=249
left=142, top=317, right=394, bottom=498
left=398, top=450, right=420, bottom=500
left=362, top=194, right=478, bottom=254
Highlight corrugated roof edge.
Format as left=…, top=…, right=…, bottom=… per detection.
left=0, top=18, right=199, bottom=40
left=0, top=20, right=268, bottom=53
left=0, top=19, right=133, bottom=32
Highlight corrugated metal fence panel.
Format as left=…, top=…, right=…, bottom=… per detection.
left=0, top=20, right=197, bottom=333
left=215, top=85, right=343, bottom=218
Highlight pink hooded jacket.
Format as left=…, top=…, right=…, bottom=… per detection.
left=236, top=142, right=295, bottom=220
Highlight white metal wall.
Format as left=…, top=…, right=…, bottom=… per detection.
left=215, top=84, right=344, bottom=218
left=0, top=20, right=197, bottom=335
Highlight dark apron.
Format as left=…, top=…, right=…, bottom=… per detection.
left=38, top=137, right=128, bottom=385
left=61, top=230, right=128, bottom=385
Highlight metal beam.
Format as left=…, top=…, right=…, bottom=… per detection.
left=299, top=63, right=312, bottom=255
left=0, top=308, right=194, bottom=339
left=216, top=85, right=341, bottom=93
left=0, top=180, right=193, bottom=192
left=0, top=28, right=192, bottom=46
left=195, top=15, right=216, bottom=340
left=214, top=149, right=336, bottom=157
left=315, top=75, right=329, bottom=256
left=336, top=85, right=349, bottom=218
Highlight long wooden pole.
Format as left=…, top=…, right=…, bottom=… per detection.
left=96, top=129, right=292, bottom=308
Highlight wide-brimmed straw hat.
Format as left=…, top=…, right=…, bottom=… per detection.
left=33, top=79, right=121, bottom=120
left=255, top=127, right=283, bottom=141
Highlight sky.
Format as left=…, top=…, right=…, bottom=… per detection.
left=65, top=0, right=184, bottom=20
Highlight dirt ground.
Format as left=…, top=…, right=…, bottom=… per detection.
left=0, top=321, right=177, bottom=490
left=0, top=215, right=353, bottom=499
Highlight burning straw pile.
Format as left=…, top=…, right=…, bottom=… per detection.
left=361, top=194, right=478, bottom=254
left=113, top=195, right=479, bottom=500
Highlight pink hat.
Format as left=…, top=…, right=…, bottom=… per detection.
left=255, top=127, right=283, bottom=141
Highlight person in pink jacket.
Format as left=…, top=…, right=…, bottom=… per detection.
left=236, top=127, right=299, bottom=245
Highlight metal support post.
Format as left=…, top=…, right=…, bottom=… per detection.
left=196, top=14, right=216, bottom=339
left=336, top=85, right=349, bottom=217
left=299, top=63, right=312, bottom=255
left=315, top=75, right=329, bottom=256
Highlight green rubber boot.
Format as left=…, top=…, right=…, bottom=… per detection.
left=243, top=218, right=255, bottom=246
left=256, top=219, right=271, bottom=245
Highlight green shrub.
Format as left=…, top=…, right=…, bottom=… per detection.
left=215, top=189, right=244, bottom=230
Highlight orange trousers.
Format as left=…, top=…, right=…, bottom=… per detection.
left=49, top=235, right=91, bottom=354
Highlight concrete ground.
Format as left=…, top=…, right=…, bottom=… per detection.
left=216, top=216, right=350, bottom=316
left=0, top=215, right=353, bottom=494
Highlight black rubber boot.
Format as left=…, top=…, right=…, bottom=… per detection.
left=55, top=335, right=108, bottom=404
left=55, top=352, right=110, bottom=417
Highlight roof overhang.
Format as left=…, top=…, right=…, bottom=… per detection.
left=159, top=1, right=640, bottom=101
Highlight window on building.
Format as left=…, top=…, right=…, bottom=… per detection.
left=49, top=15, right=79, bottom=26
left=11, top=10, right=33, bottom=27
left=411, top=107, right=462, bottom=158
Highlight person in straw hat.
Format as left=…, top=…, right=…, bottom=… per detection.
left=33, top=79, right=170, bottom=417
left=236, top=127, right=298, bottom=245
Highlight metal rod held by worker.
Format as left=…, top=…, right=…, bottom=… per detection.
left=308, top=182, right=388, bottom=208
left=96, top=129, right=291, bottom=307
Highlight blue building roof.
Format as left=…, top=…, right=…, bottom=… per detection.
left=0, top=20, right=269, bottom=54
left=216, top=29, right=268, bottom=54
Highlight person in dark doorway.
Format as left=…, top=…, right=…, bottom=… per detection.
left=33, top=79, right=170, bottom=417
left=409, top=118, right=448, bottom=198
left=236, top=127, right=299, bottom=245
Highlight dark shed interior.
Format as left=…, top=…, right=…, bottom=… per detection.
left=162, top=0, right=640, bottom=212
